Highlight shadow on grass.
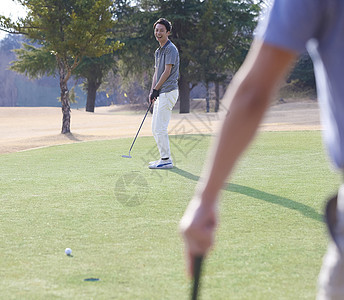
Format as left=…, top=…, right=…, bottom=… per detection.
left=171, top=167, right=323, bottom=223
left=64, top=132, right=82, bottom=141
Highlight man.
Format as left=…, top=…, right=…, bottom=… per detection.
left=179, top=1, right=344, bottom=299
left=149, top=18, right=179, bottom=169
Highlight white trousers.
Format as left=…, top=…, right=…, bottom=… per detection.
left=151, top=89, right=179, bottom=159
left=318, top=184, right=344, bottom=299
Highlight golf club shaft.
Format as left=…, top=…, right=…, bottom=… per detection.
left=128, top=102, right=152, bottom=153
left=192, top=256, right=203, bottom=300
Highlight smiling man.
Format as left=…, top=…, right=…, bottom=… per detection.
left=149, top=18, right=180, bottom=169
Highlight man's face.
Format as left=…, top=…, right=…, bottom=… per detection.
left=154, top=23, right=169, bottom=44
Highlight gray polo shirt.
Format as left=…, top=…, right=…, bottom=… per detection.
left=257, top=0, right=344, bottom=169
left=154, top=40, right=179, bottom=94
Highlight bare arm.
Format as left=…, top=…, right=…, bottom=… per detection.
left=154, top=64, right=172, bottom=91
left=179, top=39, right=297, bottom=276
left=150, top=64, right=172, bottom=102
left=149, top=69, right=158, bottom=103
left=150, top=68, right=158, bottom=93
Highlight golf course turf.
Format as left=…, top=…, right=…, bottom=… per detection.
left=0, top=131, right=341, bottom=299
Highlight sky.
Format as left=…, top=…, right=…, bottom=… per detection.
left=0, top=0, right=27, bottom=39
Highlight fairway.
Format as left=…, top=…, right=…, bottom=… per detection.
left=0, top=131, right=341, bottom=299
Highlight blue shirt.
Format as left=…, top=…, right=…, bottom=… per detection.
left=257, top=0, right=344, bottom=169
left=154, top=40, right=180, bottom=94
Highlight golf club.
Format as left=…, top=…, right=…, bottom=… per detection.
left=122, top=102, right=153, bottom=158
left=191, top=255, right=203, bottom=300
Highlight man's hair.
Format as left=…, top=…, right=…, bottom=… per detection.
left=153, top=18, right=172, bottom=32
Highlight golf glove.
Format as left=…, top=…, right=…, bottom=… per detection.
left=150, top=89, right=160, bottom=101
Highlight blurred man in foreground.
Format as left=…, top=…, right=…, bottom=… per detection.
left=179, top=1, right=344, bottom=298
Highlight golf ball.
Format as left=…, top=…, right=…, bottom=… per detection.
left=65, top=248, right=72, bottom=256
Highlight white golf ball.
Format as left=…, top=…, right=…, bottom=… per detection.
left=65, top=248, right=72, bottom=256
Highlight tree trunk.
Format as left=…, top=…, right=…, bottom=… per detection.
left=58, top=58, right=71, bottom=134
left=61, top=83, right=71, bottom=134
left=178, top=74, right=190, bottom=114
left=86, top=80, right=98, bottom=113
left=215, top=81, right=220, bottom=112
left=205, top=82, right=210, bottom=113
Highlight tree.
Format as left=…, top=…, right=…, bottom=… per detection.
left=187, top=0, right=260, bottom=112
left=114, top=0, right=205, bottom=113
left=288, top=53, right=316, bottom=89
left=74, top=54, right=116, bottom=112
left=114, top=0, right=260, bottom=113
left=0, top=35, right=22, bottom=106
left=150, top=0, right=204, bottom=113
left=111, top=0, right=158, bottom=105
left=0, top=0, right=122, bottom=133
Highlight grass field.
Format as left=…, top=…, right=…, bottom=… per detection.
left=0, top=131, right=341, bottom=299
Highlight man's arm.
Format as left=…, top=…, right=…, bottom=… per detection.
left=154, top=64, right=172, bottom=91
left=150, top=64, right=172, bottom=102
left=179, top=39, right=297, bottom=276
left=150, top=69, right=158, bottom=100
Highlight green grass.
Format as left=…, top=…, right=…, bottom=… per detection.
left=0, top=131, right=341, bottom=299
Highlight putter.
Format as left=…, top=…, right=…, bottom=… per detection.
left=122, top=102, right=152, bottom=158
left=191, top=255, right=203, bottom=300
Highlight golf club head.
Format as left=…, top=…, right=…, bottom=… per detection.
left=122, top=154, right=132, bottom=158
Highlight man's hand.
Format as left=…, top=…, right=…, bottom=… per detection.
left=179, top=196, right=218, bottom=277
left=150, top=89, right=159, bottom=102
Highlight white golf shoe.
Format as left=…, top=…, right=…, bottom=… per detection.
left=148, top=159, right=173, bottom=169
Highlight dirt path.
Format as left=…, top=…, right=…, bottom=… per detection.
left=0, top=100, right=321, bottom=154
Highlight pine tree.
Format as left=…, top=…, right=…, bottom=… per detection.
left=1, top=0, right=122, bottom=133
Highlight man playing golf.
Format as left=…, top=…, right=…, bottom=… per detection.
left=149, top=18, right=179, bottom=169
left=179, top=1, right=344, bottom=298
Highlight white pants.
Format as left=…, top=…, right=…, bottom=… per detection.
left=152, top=89, right=179, bottom=159
left=318, top=184, right=344, bottom=299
